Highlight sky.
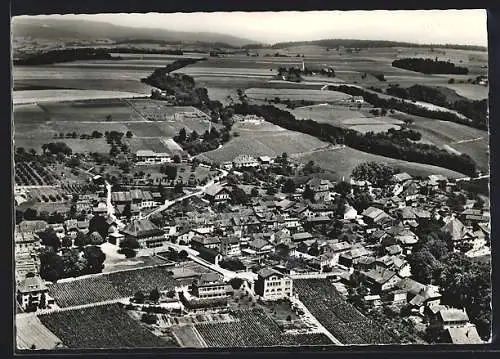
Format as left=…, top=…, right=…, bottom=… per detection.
left=19, top=10, right=488, bottom=46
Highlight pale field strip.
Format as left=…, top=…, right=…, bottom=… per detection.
left=13, top=90, right=147, bottom=105
left=16, top=314, right=63, bottom=350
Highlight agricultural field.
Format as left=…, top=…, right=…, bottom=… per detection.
left=38, top=99, right=143, bottom=122
left=245, top=88, right=351, bottom=102
left=294, top=279, right=397, bottom=344
left=14, top=98, right=217, bottom=155
left=38, top=303, right=176, bottom=349
left=13, top=89, right=146, bottom=105
left=16, top=314, right=63, bottom=350
left=442, top=83, right=488, bottom=100
left=292, top=146, right=465, bottom=181
left=13, top=65, right=154, bottom=94
left=292, top=104, right=403, bottom=133
left=195, top=308, right=334, bottom=347
left=201, top=121, right=327, bottom=163
left=390, top=112, right=490, bottom=172
left=47, top=265, right=178, bottom=308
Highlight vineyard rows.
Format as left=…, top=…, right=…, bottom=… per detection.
left=39, top=303, right=174, bottom=349
left=195, top=308, right=333, bottom=347
left=294, top=279, right=396, bottom=344
left=48, top=266, right=178, bottom=308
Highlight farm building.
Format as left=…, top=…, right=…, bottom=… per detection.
left=232, top=154, right=259, bottom=168
left=120, top=218, right=166, bottom=248
left=191, top=236, right=221, bottom=251
left=135, top=150, right=173, bottom=165
left=438, top=308, right=470, bottom=329
left=254, top=267, right=293, bottom=301
left=351, top=95, right=364, bottom=104
left=204, top=184, right=231, bottom=203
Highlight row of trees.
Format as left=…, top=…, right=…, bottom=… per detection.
left=173, top=126, right=231, bottom=155
left=330, top=84, right=487, bottom=130
left=392, top=57, right=469, bottom=74
left=231, top=103, right=477, bottom=176
left=15, top=48, right=115, bottom=66
left=39, top=245, right=106, bottom=282
left=385, top=84, right=487, bottom=129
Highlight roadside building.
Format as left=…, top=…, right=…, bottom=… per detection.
left=120, top=218, right=166, bottom=248
left=135, top=150, right=172, bottom=165
left=254, top=267, right=293, bottom=301
left=191, top=273, right=232, bottom=299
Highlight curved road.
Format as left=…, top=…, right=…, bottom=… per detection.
left=142, top=168, right=228, bottom=219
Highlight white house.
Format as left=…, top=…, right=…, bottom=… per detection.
left=232, top=154, right=259, bottom=168
left=254, top=267, right=293, bottom=300
left=136, top=150, right=172, bottom=165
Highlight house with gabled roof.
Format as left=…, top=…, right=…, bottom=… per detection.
left=254, top=267, right=293, bottom=300
left=393, top=172, right=413, bottom=183
left=120, top=218, right=166, bottom=248
left=17, top=275, right=49, bottom=311
left=362, top=268, right=401, bottom=293
left=204, top=184, right=231, bottom=203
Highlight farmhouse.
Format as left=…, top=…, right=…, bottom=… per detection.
left=254, top=267, right=293, bottom=301
left=204, top=184, right=231, bottom=203
left=120, top=218, right=166, bottom=248
left=362, top=268, right=401, bottom=293
left=232, top=154, right=259, bottom=168
left=438, top=308, right=470, bottom=329
left=135, top=149, right=173, bottom=165
left=351, top=95, right=364, bottom=104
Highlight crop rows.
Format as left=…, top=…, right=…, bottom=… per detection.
left=39, top=303, right=173, bottom=348
left=15, top=162, right=57, bottom=186
left=48, top=266, right=178, bottom=308
left=195, top=308, right=333, bottom=347
left=294, top=279, right=397, bottom=344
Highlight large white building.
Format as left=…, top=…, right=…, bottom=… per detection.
left=232, top=154, right=259, bottom=169
left=135, top=150, right=172, bottom=165
left=254, top=267, right=293, bottom=301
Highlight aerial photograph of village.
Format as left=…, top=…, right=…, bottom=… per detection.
left=12, top=9, right=491, bottom=350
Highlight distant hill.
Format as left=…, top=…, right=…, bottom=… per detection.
left=12, top=17, right=258, bottom=48
left=270, top=39, right=487, bottom=51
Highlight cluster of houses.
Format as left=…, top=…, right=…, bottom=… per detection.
left=15, top=148, right=490, bottom=344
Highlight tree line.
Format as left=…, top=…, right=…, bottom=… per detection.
left=385, top=84, right=487, bottom=129
left=328, top=84, right=487, bottom=131
left=14, top=48, right=117, bottom=65
left=231, top=103, right=477, bottom=176
left=392, top=57, right=469, bottom=74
